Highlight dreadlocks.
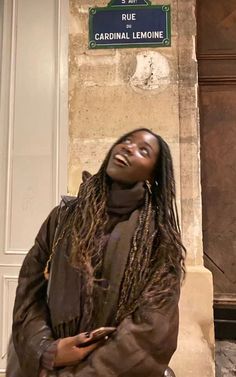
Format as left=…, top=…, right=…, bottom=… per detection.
left=115, top=130, right=186, bottom=320
left=59, top=128, right=186, bottom=326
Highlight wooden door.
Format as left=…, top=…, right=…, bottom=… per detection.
left=197, top=0, right=236, bottom=338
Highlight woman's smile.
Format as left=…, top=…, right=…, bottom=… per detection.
left=113, top=153, right=130, bottom=167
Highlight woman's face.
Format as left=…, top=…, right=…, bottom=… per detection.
left=106, top=130, right=160, bottom=185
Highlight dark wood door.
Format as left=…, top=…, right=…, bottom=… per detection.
left=197, top=0, right=236, bottom=337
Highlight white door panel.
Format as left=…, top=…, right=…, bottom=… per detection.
left=0, top=0, right=68, bottom=371
left=0, top=266, right=19, bottom=363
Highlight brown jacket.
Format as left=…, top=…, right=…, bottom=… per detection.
left=8, top=199, right=180, bottom=377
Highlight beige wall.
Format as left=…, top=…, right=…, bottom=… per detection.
left=68, top=1, right=215, bottom=376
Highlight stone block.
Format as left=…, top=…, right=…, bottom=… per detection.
left=170, top=266, right=215, bottom=377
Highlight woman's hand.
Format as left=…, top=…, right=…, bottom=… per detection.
left=54, top=332, right=101, bottom=367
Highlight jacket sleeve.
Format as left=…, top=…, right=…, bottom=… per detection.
left=12, top=206, right=60, bottom=377
left=71, top=287, right=180, bottom=377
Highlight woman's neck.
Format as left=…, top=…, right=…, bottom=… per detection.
left=111, top=181, right=137, bottom=190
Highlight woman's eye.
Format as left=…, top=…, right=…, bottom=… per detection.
left=140, top=147, right=149, bottom=156
left=123, top=138, right=132, bottom=144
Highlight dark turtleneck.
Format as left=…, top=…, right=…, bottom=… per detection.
left=105, top=181, right=145, bottom=234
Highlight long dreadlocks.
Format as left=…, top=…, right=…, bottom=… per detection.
left=57, top=128, right=186, bottom=326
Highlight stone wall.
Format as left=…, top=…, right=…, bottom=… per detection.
left=68, top=0, right=181, bottom=199
left=68, top=1, right=215, bottom=376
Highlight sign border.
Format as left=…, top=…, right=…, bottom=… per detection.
left=89, top=4, right=171, bottom=49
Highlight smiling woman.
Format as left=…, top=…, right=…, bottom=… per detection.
left=7, top=128, right=186, bottom=377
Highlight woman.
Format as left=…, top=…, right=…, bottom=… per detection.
left=7, top=128, right=186, bottom=377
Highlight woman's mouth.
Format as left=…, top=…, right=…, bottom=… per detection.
left=113, top=154, right=130, bottom=167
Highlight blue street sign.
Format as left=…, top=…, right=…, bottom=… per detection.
left=89, top=2, right=171, bottom=49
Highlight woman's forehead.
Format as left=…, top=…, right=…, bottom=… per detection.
left=127, top=130, right=159, bottom=150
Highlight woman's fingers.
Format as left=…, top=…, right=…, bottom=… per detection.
left=78, top=339, right=102, bottom=356
left=54, top=338, right=82, bottom=367
left=72, top=332, right=91, bottom=346
left=54, top=335, right=103, bottom=367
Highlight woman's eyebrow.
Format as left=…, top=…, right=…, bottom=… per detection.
left=143, top=141, right=154, bottom=151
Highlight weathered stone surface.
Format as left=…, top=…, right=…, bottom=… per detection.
left=215, top=341, right=236, bottom=377
left=170, top=267, right=215, bottom=377
left=130, top=51, right=170, bottom=91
